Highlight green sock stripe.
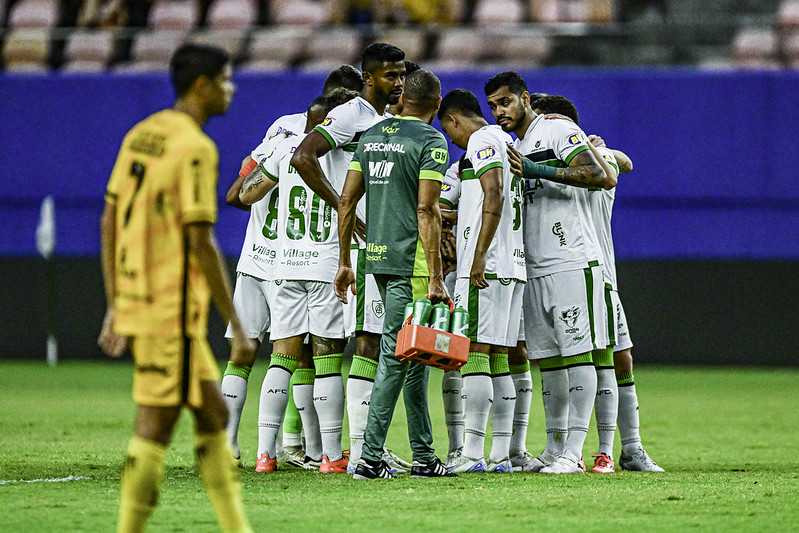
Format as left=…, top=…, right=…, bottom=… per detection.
left=538, top=356, right=564, bottom=370
left=509, top=362, right=530, bottom=375
left=592, top=347, right=614, bottom=368
left=283, top=380, right=303, bottom=434
left=616, top=369, right=634, bottom=384
left=462, top=352, right=491, bottom=375
left=349, top=355, right=378, bottom=380
left=293, top=367, right=316, bottom=385
left=314, top=353, right=343, bottom=375
left=269, top=353, right=299, bottom=373
left=224, top=362, right=252, bottom=380
left=564, top=352, right=594, bottom=366
left=489, top=353, right=510, bottom=375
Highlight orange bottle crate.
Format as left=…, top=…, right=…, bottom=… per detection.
left=395, top=317, right=470, bottom=371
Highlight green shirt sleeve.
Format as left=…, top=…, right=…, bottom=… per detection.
left=419, top=131, right=449, bottom=181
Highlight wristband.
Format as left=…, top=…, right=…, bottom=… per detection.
left=522, top=157, right=558, bottom=179
left=238, top=158, right=258, bottom=178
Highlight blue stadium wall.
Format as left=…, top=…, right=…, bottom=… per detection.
left=1, top=70, right=798, bottom=364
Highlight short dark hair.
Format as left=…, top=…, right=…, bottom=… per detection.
left=404, top=60, right=421, bottom=75
left=484, top=71, right=529, bottom=97
left=403, top=69, right=441, bottom=107
left=323, top=87, right=360, bottom=113
left=322, top=65, right=364, bottom=95
left=361, top=42, right=405, bottom=73
left=170, top=44, right=230, bottom=97
left=529, top=92, right=548, bottom=108
left=437, top=88, right=484, bottom=122
left=533, top=95, right=579, bottom=124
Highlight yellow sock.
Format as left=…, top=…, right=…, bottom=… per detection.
left=195, top=431, right=252, bottom=533
left=118, top=436, right=166, bottom=533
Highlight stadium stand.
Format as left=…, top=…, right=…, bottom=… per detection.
left=270, top=0, right=332, bottom=27
left=472, top=0, right=525, bottom=25
left=2, top=27, right=49, bottom=71
left=301, top=25, right=361, bottom=71
left=148, top=0, right=201, bottom=31
left=61, top=28, right=115, bottom=71
left=7, top=0, right=59, bottom=28
left=239, top=25, right=311, bottom=71
left=732, top=26, right=780, bottom=70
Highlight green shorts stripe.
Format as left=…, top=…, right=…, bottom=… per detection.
left=583, top=266, right=597, bottom=349
left=604, top=285, right=616, bottom=347
left=467, top=283, right=479, bottom=342
left=356, top=248, right=366, bottom=331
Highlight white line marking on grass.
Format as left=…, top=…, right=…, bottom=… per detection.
left=0, top=475, right=90, bottom=485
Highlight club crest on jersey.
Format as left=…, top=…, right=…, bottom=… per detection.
left=431, top=148, right=448, bottom=164
left=566, top=133, right=583, bottom=146
left=476, top=146, right=496, bottom=160
left=321, top=117, right=334, bottom=126
left=559, top=306, right=581, bottom=331
left=371, top=300, right=385, bottom=318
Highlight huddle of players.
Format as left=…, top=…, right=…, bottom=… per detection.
left=222, top=42, right=663, bottom=476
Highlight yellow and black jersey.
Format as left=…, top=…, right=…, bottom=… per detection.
left=105, top=109, right=218, bottom=338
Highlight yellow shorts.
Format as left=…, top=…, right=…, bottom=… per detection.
left=130, top=335, right=220, bottom=408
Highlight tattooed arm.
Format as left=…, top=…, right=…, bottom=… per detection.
left=507, top=144, right=615, bottom=190
left=238, top=164, right=277, bottom=205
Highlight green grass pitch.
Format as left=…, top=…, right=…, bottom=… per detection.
left=2, top=361, right=798, bottom=532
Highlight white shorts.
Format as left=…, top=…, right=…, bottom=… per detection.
left=225, top=272, right=271, bottom=342
left=606, top=286, right=634, bottom=352
left=269, top=279, right=346, bottom=340
left=454, top=277, right=524, bottom=347
left=523, top=264, right=608, bottom=360
left=517, top=315, right=525, bottom=343
left=344, top=246, right=385, bottom=337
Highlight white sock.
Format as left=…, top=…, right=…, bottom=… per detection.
left=565, top=364, right=597, bottom=459
left=442, top=370, right=464, bottom=454
left=595, top=367, right=618, bottom=457
left=346, top=377, right=374, bottom=465
left=488, top=374, right=515, bottom=462
left=462, top=374, right=493, bottom=460
left=293, top=382, right=322, bottom=461
left=509, top=370, right=532, bottom=456
left=314, top=375, right=345, bottom=461
left=618, top=382, right=643, bottom=456
left=220, top=374, right=248, bottom=458
left=283, top=432, right=302, bottom=448
left=540, top=367, right=569, bottom=456
left=256, top=366, right=291, bottom=458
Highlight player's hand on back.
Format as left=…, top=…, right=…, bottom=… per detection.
left=334, top=266, right=356, bottom=303
left=506, top=144, right=524, bottom=178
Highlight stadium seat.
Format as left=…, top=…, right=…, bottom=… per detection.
left=304, top=27, right=360, bottom=66
left=270, top=0, right=331, bottom=26
left=732, top=26, right=781, bottom=70
left=206, top=0, right=258, bottom=29
left=7, top=0, right=59, bottom=28
left=429, top=28, right=485, bottom=65
left=61, top=30, right=116, bottom=72
left=148, top=0, right=200, bottom=30
left=372, top=26, right=427, bottom=62
left=528, top=0, right=613, bottom=23
left=115, top=30, right=186, bottom=72
left=473, top=0, right=524, bottom=25
left=2, top=28, right=50, bottom=71
left=488, top=27, right=551, bottom=68
left=778, top=0, right=799, bottom=29
left=243, top=26, right=311, bottom=70
left=189, top=29, right=247, bottom=61
left=781, top=29, right=799, bottom=68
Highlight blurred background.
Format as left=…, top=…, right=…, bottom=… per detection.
left=1, top=0, right=798, bottom=365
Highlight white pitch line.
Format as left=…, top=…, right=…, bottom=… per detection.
left=0, top=475, right=90, bottom=485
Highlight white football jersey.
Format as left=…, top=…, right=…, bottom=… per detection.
left=313, top=96, right=388, bottom=224
left=236, top=112, right=307, bottom=280
left=588, top=146, right=620, bottom=288
left=514, top=114, right=604, bottom=278
left=439, top=161, right=460, bottom=209
left=263, top=133, right=338, bottom=281
left=456, top=125, right=526, bottom=281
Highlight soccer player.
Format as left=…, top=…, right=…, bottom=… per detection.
left=291, top=43, right=407, bottom=471
left=220, top=65, right=364, bottom=469
left=335, top=69, right=455, bottom=479
left=532, top=95, right=663, bottom=472
left=98, top=44, right=253, bottom=532
left=238, top=89, right=360, bottom=473
left=437, top=89, right=526, bottom=474
left=485, top=71, right=615, bottom=474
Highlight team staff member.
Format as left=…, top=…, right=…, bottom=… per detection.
left=335, top=69, right=455, bottom=479
left=98, top=44, right=253, bottom=532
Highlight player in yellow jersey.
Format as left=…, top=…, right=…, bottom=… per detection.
left=98, top=43, right=254, bottom=533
